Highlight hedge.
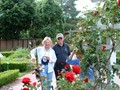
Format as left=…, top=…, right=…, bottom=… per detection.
left=1, top=61, right=28, bottom=72
left=0, top=69, right=19, bottom=87
left=1, top=51, right=14, bottom=57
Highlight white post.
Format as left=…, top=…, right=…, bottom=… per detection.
left=106, top=37, right=120, bottom=89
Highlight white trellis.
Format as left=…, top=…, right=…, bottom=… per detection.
left=96, top=19, right=120, bottom=87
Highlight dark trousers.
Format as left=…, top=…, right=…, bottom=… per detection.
left=54, top=62, right=70, bottom=80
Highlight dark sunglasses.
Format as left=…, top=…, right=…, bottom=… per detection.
left=57, top=37, right=62, bottom=40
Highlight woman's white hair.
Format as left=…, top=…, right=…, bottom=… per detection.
left=42, top=37, right=52, bottom=45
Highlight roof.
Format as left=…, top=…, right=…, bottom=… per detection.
left=64, top=30, right=81, bottom=35
left=91, top=0, right=104, bottom=3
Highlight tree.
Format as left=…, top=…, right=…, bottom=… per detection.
left=0, top=0, right=37, bottom=39
left=35, top=0, right=64, bottom=39
left=55, top=0, right=80, bottom=31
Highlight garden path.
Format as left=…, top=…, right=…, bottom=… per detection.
left=0, top=70, right=56, bottom=90
left=0, top=70, right=119, bottom=90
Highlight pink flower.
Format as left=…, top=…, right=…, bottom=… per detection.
left=32, top=82, right=37, bottom=86
left=22, top=77, right=31, bottom=84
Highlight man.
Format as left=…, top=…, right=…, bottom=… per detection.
left=53, top=33, right=71, bottom=80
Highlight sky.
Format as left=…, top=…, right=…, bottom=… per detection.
left=36, top=0, right=100, bottom=11
left=75, top=0, right=97, bottom=11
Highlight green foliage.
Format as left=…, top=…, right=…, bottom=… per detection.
left=0, top=0, right=38, bottom=39
left=8, top=48, right=30, bottom=59
left=35, top=0, right=64, bottom=39
left=116, top=50, right=120, bottom=64
left=64, top=31, right=76, bottom=44
left=55, top=0, right=79, bottom=31
left=70, top=0, right=120, bottom=89
left=56, top=66, right=90, bottom=90
left=116, top=57, right=120, bottom=65
left=35, top=38, right=42, bottom=46
left=116, top=50, right=120, bottom=57
left=1, top=51, right=14, bottom=57
left=1, top=61, right=28, bottom=72
left=0, top=69, right=19, bottom=87
left=0, top=48, right=35, bottom=72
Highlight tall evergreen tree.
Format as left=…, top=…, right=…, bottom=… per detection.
left=55, top=0, right=80, bottom=31
left=0, top=0, right=37, bottom=39
left=35, top=0, right=64, bottom=39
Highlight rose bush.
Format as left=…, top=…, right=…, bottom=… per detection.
left=57, top=65, right=90, bottom=90
left=71, top=0, right=120, bottom=90
left=21, top=77, right=39, bottom=90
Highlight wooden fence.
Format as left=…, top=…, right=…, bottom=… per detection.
left=0, top=39, right=36, bottom=51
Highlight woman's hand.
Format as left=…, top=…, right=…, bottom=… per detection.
left=45, top=56, right=50, bottom=61
left=31, top=58, right=36, bottom=62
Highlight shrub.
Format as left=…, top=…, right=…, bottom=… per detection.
left=9, top=48, right=30, bottom=59
left=0, top=48, right=35, bottom=72
left=0, top=69, right=19, bottom=87
left=1, top=51, right=14, bottom=57
left=1, top=61, right=29, bottom=72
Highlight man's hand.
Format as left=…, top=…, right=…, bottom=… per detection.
left=73, top=48, right=78, bottom=54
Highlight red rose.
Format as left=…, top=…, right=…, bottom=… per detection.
left=93, top=11, right=98, bottom=16
left=22, top=77, right=31, bottom=84
left=102, top=45, right=106, bottom=51
left=65, top=71, right=75, bottom=82
left=32, top=82, right=37, bottom=86
left=22, top=87, right=29, bottom=90
left=84, top=78, right=89, bottom=83
left=118, top=0, right=120, bottom=6
left=65, top=64, right=70, bottom=69
left=58, top=87, right=61, bottom=90
left=72, top=65, right=82, bottom=74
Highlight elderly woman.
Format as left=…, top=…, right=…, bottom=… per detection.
left=30, top=37, right=57, bottom=90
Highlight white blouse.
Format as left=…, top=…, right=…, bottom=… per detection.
left=30, top=46, right=57, bottom=73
